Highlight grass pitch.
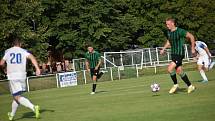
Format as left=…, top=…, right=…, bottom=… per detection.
left=0, top=69, right=215, bottom=121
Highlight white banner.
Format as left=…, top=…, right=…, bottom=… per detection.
left=58, top=72, right=77, bottom=87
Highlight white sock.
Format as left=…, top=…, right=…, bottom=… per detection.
left=200, top=70, right=208, bottom=81
left=11, top=100, right=19, bottom=116
left=19, top=97, right=35, bottom=111
left=209, top=62, right=215, bottom=69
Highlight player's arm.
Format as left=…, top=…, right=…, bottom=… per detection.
left=0, top=59, right=7, bottom=74
left=186, top=32, right=196, bottom=55
left=204, top=47, right=212, bottom=59
left=95, top=58, right=102, bottom=70
left=0, top=59, right=5, bottom=66
left=160, top=40, right=170, bottom=55
left=27, top=54, right=41, bottom=76
left=85, top=60, right=90, bottom=72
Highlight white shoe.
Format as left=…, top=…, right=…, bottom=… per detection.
left=8, top=112, right=14, bottom=121
left=188, top=85, right=195, bottom=94
left=169, top=84, right=179, bottom=94
left=90, top=92, right=95, bottom=95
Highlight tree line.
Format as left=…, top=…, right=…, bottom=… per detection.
left=0, top=0, right=214, bottom=73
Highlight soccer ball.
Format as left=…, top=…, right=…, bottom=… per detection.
left=150, top=83, right=160, bottom=92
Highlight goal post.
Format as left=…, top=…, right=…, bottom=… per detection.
left=103, top=50, right=144, bottom=69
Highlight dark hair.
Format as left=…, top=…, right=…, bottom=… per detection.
left=85, top=42, right=93, bottom=48
left=166, top=18, right=176, bottom=24
left=12, top=37, right=22, bottom=46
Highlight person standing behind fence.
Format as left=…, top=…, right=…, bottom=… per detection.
left=195, top=41, right=215, bottom=83
left=0, top=37, right=41, bottom=120
left=160, top=18, right=196, bottom=94
left=85, top=46, right=103, bottom=95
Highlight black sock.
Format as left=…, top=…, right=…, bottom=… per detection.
left=170, top=72, right=177, bottom=84
left=180, top=73, right=191, bottom=86
left=92, top=84, right=97, bottom=92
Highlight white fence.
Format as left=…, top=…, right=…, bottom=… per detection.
left=1, top=44, right=210, bottom=93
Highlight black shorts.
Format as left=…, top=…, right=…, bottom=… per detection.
left=171, top=54, right=184, bottom=69
left=90, top=68, right=100, bottom=78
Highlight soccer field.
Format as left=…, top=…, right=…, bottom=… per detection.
left=0, top=69, right=215, bottom=121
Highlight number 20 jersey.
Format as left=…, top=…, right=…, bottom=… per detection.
left=3, top=47, right=30, bottom=80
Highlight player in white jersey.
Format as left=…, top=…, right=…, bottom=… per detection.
left=195, top=41, right=215, bottom=83
left=0, top=38, right=41, bottom=120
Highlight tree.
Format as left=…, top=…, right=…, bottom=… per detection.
left=0, top=0, right=215, bottom=79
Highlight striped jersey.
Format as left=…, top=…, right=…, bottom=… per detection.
left=85, top=51, right=101, bottom=68
left=167, top=27, right=187, bottom=56
left=3, top=47, right=30, bottom=80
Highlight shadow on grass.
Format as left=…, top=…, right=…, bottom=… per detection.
left=15, top=109, right=55, bottom=120
left=177, top=88, right=187, bottom=92
left=194, top=77, right=215, bottom=83
left=152, top=93, right=160, bottom=97
left=168, top=88, right=187, bottom=95
left=96, top=90, right=108, bottom=94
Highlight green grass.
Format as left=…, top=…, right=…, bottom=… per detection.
left=0, top=69, right=215, bottom=121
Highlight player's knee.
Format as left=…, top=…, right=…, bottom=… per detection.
left=14, top=96, right=21, bottom=102
left=175, top=67, right=181, bottom=73
left=92, top=76, right=97, bottom=80
left=167, top=63, right=176, bottom=73
left=167, top=66, right=174, bottom=73
left=204, top=67, right=209, bottom=71
left=197, top=67, right=201, bottom=71
left=176, top=70, right=181, bottom=74
left=167, top=69, right=172, bottom=73
left=197, top=65, right=203, bottom=71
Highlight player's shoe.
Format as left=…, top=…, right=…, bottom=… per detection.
left=169, top=84, right=179, bottom=94
left=209, top=62, right=215, bottom=70
left=187, top=85, right=195, bottom=94
left=34, top=105, right=40, bottom=119
left=90, top=92, right=95, bottom=95
left=8, top=112, right=14, bottom=121
left=201, top=80, right=208, bottom=83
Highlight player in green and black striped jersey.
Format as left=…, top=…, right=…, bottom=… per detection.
left=85, top=46, right=103, bottom=95
left=160, top=18, right=196, bottom=94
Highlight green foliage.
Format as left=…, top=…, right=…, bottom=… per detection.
left=0, top=0, right=48, bottom=62
left=0, top=0, right=215, bottom=67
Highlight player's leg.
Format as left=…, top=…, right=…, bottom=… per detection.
left=8, top=100, right=19, bottom=121
left=90, top=68, right=97, bottom=94
left=167, top=61, right=179, bottom=94
left=176, top=66, right=191, bottom=86
left=13, top=95, right=40, bottom=118
left=97, top=67, right=106, bottom=79
left=197, top=56, right=208, bottom=82
left=10, top=80, right=40, bottom=119
left=176, top=66, right=195, bottom=93
left=91, top=75, right=97, bottom=94
left=8, top=80, right=21, bottom=120
left=97, top=71, right=104, bottom=79
left=209, top=60, right=215, bottom=70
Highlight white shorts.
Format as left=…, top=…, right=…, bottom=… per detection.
left=197, top=55, right=210, bottom=68
left=9, top=80, right=26, bottom=96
